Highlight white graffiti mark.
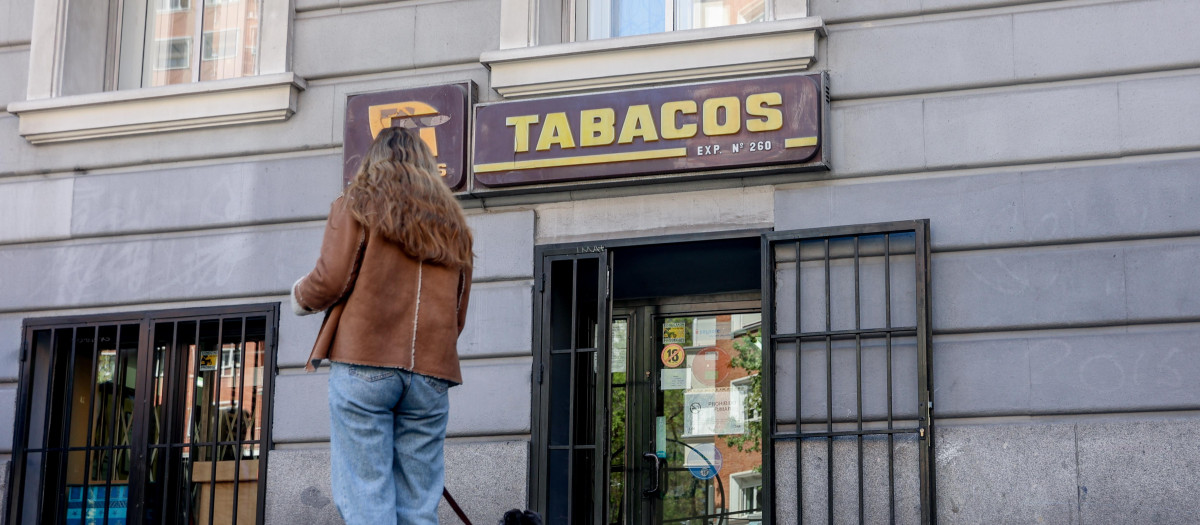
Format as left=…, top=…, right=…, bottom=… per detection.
left=1079, top=354, right=1125, bottom=393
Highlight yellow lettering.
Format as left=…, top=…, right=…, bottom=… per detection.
left=703, top=97, right=741, bottom=136
left=660, top=100, right=698, bottom=140
left=580, top=108, right=616, bottom=147
left=506, top=115, right=539, bottom=153
left=536, top=112, right=576, bottom=151
left=746, top=92, right=783, bottom=132
left=618, top=105, right=660, bottom=144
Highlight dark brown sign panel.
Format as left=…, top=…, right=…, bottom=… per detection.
left=343, top=83, right=471, bottom=190
left=472, top=74, right=823, bottom=188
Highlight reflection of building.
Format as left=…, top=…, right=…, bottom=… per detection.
left=149, top=0, right=260, bottom=87
left=5, top=0, right=1200, bottom=523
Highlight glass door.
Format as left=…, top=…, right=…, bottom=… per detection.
left=609, top=307, right=764, bottom=525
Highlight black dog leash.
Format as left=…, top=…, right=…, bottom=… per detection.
left=443, top=487, right=473, bottom=525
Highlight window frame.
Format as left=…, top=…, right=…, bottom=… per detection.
left=9, top=0, right=302, bottom=144
left=6, top=303, right=280, bottom=525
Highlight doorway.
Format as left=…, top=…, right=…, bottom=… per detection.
left=531, top=233, right=764, bottom=525
left=530, top=221, right=935, bottom=525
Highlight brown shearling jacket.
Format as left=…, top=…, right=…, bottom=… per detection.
left=291, top=196, right=471, bottom=384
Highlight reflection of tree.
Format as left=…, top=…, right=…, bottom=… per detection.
left=725, top=333, right=761, bottom=457
left=608, top=370, right=627, bottom=522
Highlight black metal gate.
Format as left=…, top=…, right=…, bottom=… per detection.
left=762, top=221, right=934, bottom=524
left=7, top=304, right=278, bottom=525
left=531, top=250, right=611, bottom=525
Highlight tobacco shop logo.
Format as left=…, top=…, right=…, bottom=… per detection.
left=367, top=101, right=452, bottom=176
left=342, top=83, right=471, bottom=190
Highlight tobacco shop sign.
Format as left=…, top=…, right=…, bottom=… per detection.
left=471, top=73, right=826, bottom=188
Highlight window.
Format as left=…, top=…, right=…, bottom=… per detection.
left=6, top=305, right=278, bottom=525
left=11, top=0, right=302, bottom=143
left=483, top=0, right=820, bottom=98
left=220, top=343, right=242, bottom=378
left=730, top=471, right=762, bottom=517
left=153, top=38, right=192, bottom=70
left=586, top=0, right=765, bottom=39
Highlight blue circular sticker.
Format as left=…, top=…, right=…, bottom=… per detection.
left=685, top=444, right=723, bottom=480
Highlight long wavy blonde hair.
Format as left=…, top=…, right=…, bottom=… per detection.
left=344, top=127, right=473, bottom=269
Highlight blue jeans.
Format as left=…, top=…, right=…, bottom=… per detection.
left=328, top=362, right=451, bottom=525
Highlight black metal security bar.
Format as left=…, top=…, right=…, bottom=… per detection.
left=7, top=304, right=278, bottom=525
left=762, top=220, right=934, bottom=524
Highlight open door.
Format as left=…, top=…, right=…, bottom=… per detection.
left=531, top=249, right=612, bottom=525
left=762, top=220, right=934, bottom=524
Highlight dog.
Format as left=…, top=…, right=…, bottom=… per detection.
left=499, top=509, right=543, bottom=525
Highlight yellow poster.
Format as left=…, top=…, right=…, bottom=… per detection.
left=663, top=319, right=686, bottom=344
left=199, top=350, right=218, bottom=372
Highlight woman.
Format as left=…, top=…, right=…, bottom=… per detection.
left=291, top=127, right=473, bottom=525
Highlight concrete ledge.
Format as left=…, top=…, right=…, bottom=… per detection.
left=9, top=74, right=306, bottom=144
left=483, top=17, right=823, bottom=98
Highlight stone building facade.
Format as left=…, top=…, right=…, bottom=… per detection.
left=3, top=0, right=1200, bottom=523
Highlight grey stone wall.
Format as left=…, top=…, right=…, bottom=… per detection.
left=4, top=0, right=1200, bottom=522
left=764, top=0, right=1200, bottom=521
left=936, top=415, right=1200, bottom=524
left=0, top=459, right=7, bottom=521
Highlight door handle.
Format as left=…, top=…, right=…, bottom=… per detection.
left=642, top=452, right=662, bottom=497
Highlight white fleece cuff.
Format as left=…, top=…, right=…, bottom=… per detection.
left=290, top=277, right=315, bottom=316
